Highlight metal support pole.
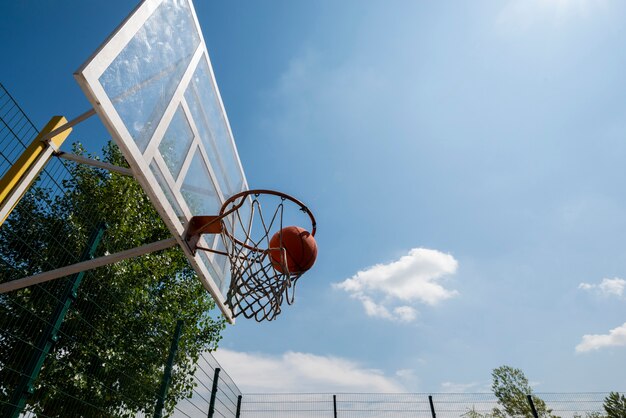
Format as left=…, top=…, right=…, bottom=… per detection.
left=0, top=237, right=178, bottom=293
left=7, top=223, right=106, bottom=418
left=428, top=395, right=436, bottom=418
left=0, top=116, right=73, bottom=225
left=235, top=395, right=242, bottom=418
left=154, top=320, right=184, bottom=418
left=527, top=395, right=539, bottom=418
left=333, top=394, right=338, bottom=418
left=38, top=108, right=96, bottom=144
left=207, top=367, right=221, bottom=418
left=55, top=152, right=134, bottom=177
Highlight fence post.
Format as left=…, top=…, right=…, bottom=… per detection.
left=333, top=394, right=338, bottom=418
left=207, top=367, right=221, bottom=418
left=235, top=394, right=242, bottom=418
left=428, top=395, right=436, bottom=418
left=7, top=223, right=106, bottom=418
left=527, top=395, right=539, bottom=418
left=154, top=320, right=184, bottom=418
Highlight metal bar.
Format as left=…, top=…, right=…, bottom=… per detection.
left=7, top=223, right=106, bottom=418
left=333, top=394, right=338, bottom=418
left=0, top=237, right=178, bottom=293
left=527, top=395, right=539, bottom=418
left=55, top=152, right=134, bottom=176
left=207, top=368, right=221, bottom=418
left=154, top=320, right=184, bottom=418
left=38, top=109, right=96, bottom=145
left=429, top=395, right=436, bottom=418
left=194, top=246, right=229, bottom=257
left=235, top=395, right=242, bottom=418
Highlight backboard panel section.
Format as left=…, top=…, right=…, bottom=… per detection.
left=75, top=0, right=248, bottom=322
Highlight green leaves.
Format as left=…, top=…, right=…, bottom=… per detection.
left=603, top=392, right=626, bottom=418
left=0, top=142, right=225, bottom=417
left=491, top=366, right=559, bottom=418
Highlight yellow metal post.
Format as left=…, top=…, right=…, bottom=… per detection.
left=0, top=116, right=72, bottom=225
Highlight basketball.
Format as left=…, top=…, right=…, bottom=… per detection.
left=269, top=226, right=318, bottom=274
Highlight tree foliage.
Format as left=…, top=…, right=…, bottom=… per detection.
left=603, top=392, right=626, bottom=418
left=462, top=406, right=490, bottom=418
left=0, top=143, right=225, bottom=417
left=572, top=392, right=626, bottom=418
left=462, top=365, right=561, bottom=418
left=491, top=365, right=559, bottom=418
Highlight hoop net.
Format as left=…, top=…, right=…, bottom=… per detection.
left=218, top=190, right=316, bottom=322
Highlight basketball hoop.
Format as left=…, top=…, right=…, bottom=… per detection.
left=185, top=190, right=317, bottom=322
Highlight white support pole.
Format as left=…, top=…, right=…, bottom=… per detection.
left=39, top=109, right=96, bottom=145
left=55, top=152, right=134, bottom=176
left=0, top=237, right=178, bottom=294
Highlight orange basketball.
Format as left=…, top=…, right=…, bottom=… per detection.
left=269, top=226, right=318, bottom=274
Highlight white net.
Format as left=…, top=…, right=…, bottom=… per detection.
left=217, top=190, right=316, bottom=322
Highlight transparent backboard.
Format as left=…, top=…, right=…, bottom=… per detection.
left=74, top=0, right=247, bottom=322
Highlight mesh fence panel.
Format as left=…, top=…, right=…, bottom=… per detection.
left=241, top=393, right=334, bottom=418
left=541, top=393, right=611, bottom=418
left=430, top=393, right=500, bottom=417
left=0, top=85, right=39, bottom=177
left=240, top=393, right=617, bottom=418
left=0, top=83, right=114, bottom=417
left=0, top=83, right=225, bottom=417
left=173, top=351, right=242, bottom=418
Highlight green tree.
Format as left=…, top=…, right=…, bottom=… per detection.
left=462, top=406, right=494, bottom=418
left=572, top=392, right=626, bottom=418
left=603, top=392, right=626, bottom=418
left=491, top=366, right=559, bottom=418
left=0, top=143, right=225, bottom=417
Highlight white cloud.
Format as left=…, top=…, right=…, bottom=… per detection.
left=358, top=295, right=394, bottom=320
left=334, top=248, right=458, bottom=322
left=579, top=277, right=625, bottom=298
left=576, top=322, right=626, bottom=353
left=212, top=349, right=406, bottom=393
left=394, top=306, right=418, bottom=322
left=395, top=369, right=415, bottom=379
left=440, top=381, right=483, bottom=393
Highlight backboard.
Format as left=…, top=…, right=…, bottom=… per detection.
left=74, top=0, right=247, bottom=322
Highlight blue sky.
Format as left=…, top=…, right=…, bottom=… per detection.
left=2, top=0, right=626, bottom=393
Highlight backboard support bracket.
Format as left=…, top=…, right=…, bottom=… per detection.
left=0, top=237, right=178, bottom=294
left=40, top=109, right=96, bottom=148
left=55, top=151, right=134, bottom=177
left=184, top=215, right=223, bottom=254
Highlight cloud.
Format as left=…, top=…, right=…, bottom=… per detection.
left=394, top=306, right=419, bottom=322
left=579, top=277, right=625, bottom=298
left=440, top=381, right=484, bottom=393
left=212, top=349, right=406, bottom=393
left=334, top=248, right=458, bottom=322
left=575, top=322, right=626, bottom=353
left=395, top=369, right=416, bottom=379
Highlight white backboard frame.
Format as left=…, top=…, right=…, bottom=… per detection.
left=74, top=0, right=248, bottom=323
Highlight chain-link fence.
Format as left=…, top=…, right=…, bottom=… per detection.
left=0, top=83, right=230, bottom=417
left=174, top=351, right=242, bottom=418
left=239, top=392, right=620, bottom=418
